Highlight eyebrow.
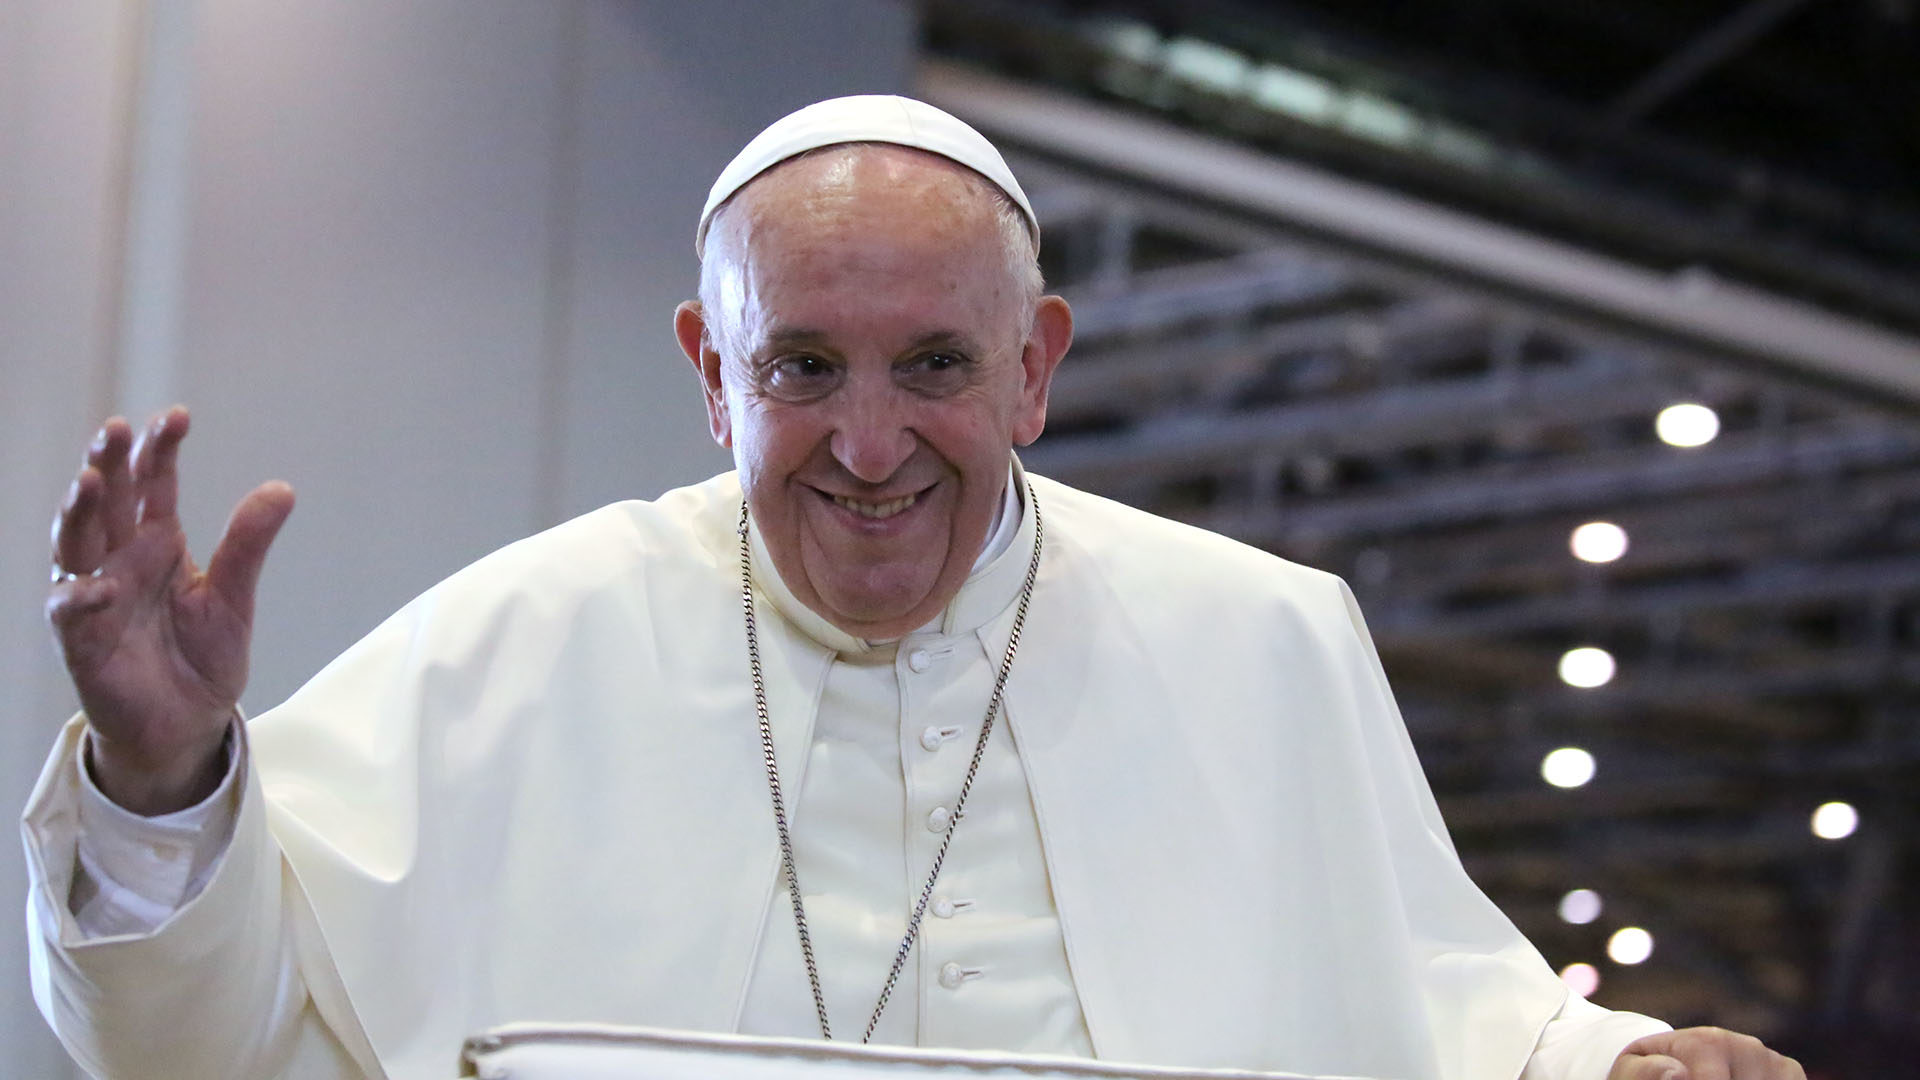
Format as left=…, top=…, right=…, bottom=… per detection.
left=755, top=327, right=984, bottom=355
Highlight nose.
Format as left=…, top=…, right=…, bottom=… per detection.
left=828, top=378, right=917, bottom=484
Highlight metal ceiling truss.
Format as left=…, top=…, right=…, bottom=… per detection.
left=921, top=66, right=1920, bottom=1052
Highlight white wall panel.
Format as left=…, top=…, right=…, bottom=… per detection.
left=176, top=0, right=576, bottom=706
left=553, top=0, right=916, bottom=518
left=1, top=0, right=914, bottom=1069
left=1, top=3, right=136, bottom=1074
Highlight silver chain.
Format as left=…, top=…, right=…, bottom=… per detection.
left=736, top=483, right=1043, bottom=1043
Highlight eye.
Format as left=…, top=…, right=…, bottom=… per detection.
left=764, top=353, right=840, bottom=399
left=899, top=350, right=973, bottom=393
left=777, top=355, right=827, bottom=378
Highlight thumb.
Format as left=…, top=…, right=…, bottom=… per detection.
left=206, top=480, right=295, bottom=619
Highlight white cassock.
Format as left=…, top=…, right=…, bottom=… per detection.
left=21, top=463, right=1666, bottom=1080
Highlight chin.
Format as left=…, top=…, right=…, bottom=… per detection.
left=815, top=566, right=950, bottom=632
left=824, top=588, right=935, bottom=631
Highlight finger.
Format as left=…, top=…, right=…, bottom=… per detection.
left=205, top=481, right=296, bottom=623
left=52, top=466, right=109, bottom=575
left=1612, top=1053, right=1688, bottom=1080
left=1732, top=1040, right=1800, bottom=1080
left=46, top=575, right=122, bottom=631
left=131, top=405, right=191, bottom=525
left=87, top=417, right=137, bottom=547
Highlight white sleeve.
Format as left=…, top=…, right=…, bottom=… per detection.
left=67, top=719, right=243, bottom=937
left=1522, top=991, right=1672, bottom=1080
left=22, top=714, right=380, bottom=1080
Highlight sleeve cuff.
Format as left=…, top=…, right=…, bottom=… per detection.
left=69, top=716, right=246, bottom=936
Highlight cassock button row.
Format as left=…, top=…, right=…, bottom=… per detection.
left=927, top=806, right=952, bottom=832
left=907, top=649, right=933, bottom=673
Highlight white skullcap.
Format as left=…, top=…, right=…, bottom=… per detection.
left=695, top=94, right=1038, bottom=257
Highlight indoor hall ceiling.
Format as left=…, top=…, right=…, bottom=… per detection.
left=922, top=0, right=1920, bottom=336
left=913, top=46, right=1920, bottom=1077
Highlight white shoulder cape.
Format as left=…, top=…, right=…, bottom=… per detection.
left=28, top=469, right=1614, bottom=1080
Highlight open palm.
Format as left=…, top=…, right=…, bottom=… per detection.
left=46, top=407, right=294, bottom=814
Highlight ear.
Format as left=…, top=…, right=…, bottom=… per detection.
left=1011, top=295, right=1074, bottom=446
left=674, top=300, right=732, bottom=448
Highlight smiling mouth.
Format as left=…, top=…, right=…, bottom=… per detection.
left=828, top=490, right=922, bottom=520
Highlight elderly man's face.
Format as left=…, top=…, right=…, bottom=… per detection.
left=678, top=146, right=1071, bottom=640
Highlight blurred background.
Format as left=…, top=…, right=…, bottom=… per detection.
left=2, top=2, right=1914, bottom=1077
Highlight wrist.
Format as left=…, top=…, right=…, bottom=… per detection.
left=85, top=722, right=232, bottom=816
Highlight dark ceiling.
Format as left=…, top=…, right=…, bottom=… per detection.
left=918, top=3, right=1920, bottom=1077
left=1078, top=0, right=1920, bottom=198
left=924, top=0, right=1920, bottom=335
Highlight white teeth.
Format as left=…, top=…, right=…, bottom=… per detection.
left=831, top=492, right=918, bottom=519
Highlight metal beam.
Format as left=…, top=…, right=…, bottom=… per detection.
left=1183, top=423, right=1920, bottom=542
left=1396, top=649, right=1920, bottom=727
left=920, top=62, right=1920, bottom=407
left=1048, top=295, right=1489, bottom=422
left=1063, top=250, right=1351, bottom=340
left=1345, top=471, right=1920, bottom=599
left=1029, top=355, right=1689, bottom=488
left=1605, top=0, right=1820, bottom=126
left=1370, top=553, right=1920, bottom=637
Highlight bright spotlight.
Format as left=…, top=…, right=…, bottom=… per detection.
left=1558, top=888, right=1604, bottom=925
left=1656, top=403, right=1720, bottom=447
left=1559, top=647, right=1616, bottom=689
left=1542, top=747, right=1597, bottom=789
left=1812, top=801, right=1858, bottom=840
left=1608, top=927, right=1654, bottom=965
left=1559, top=962, right=1601, bottom=998
left=1570, top=522, right=1629, bottom=564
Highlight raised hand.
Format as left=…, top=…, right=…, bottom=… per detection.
left=46, top=406, right=295, bottom=815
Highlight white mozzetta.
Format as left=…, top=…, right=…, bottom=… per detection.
left=23, top=465, right=1667, bottom=1080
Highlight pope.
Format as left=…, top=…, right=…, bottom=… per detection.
left=28, top=96, right=1802, bottom=1080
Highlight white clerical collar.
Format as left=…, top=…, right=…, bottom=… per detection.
left=971, top=462, right=1022, bottom=575
left=745, top=456, right=1037, bottom=655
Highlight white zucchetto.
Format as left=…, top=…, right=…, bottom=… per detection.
left=696, top=94, right=1039, bottom=256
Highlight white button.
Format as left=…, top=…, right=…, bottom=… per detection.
left=907, top=649, right=932, bottom=672
left=932, top=897, right=956, bottom=918
left=927, top=806, right=952, bottom=833
left=939, top=962, right=964, bottom=989
left=919, top=724, right=962, bottom=752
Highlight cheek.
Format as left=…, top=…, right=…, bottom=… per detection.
left=729, top=400, right=809, bottom=488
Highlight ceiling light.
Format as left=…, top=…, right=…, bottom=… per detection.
left=1608, top=927, right=1654, bottom=965
left=1559, top=962, right=1601, bottom=998
left=1656, top=403, right=1720, bottom=447
left=1163, top=37, right=1249, bottom=94
left=1558, top=647, right=1616, bottom=689
left=1558, top=889, right=1604, bottom=925
left=1250, top=64, right=1337, bottom=123
left=1542, top=747, right=1597, bottom=789
left=1340, top=92, right=1419, bottom=146
left=1570, top=521, right=1629, bottom=563
left=1812, top=801, right=1858, bottom=840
